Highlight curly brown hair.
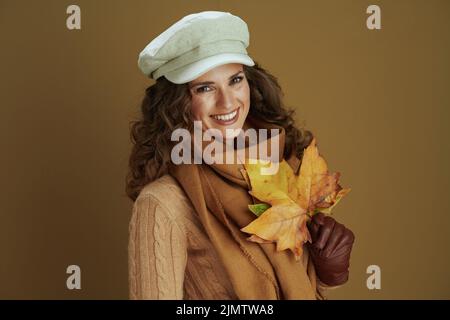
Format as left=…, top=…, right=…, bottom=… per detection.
left=125, top=62, right=314, bottom=201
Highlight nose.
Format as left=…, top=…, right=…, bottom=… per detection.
left=216, top=87, right=236, bottom=111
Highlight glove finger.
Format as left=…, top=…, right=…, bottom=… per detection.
left=333, top=228, right=355, bottom=252
left=309, top=220, right=321, bottom=243
left=331, top=248, right=351, bottom=270
left=332, top=237, right=354, bottom=259
left=332, top=244, right=353, bottom=259
left=322, top=222, right=345, bottom=257
left=313, top=216, right=336, bottom=251
left=311, top=212, right=326, bottom=226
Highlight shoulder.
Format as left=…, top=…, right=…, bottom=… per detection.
left=138, top=174, right=184, bottom=198
left=133, top=174, right=194, bottom=222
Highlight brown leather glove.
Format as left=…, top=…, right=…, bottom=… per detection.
left=307, top=212, right=355, bottom=286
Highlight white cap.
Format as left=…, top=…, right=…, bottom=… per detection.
left=138, top=11, right=255, bottom=84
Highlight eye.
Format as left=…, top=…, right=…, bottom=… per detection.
left=231, top=76, right=243, bottom=84
left=196, top=86, right=211, bottom=93
left=195, top=76, right=244, bottom=94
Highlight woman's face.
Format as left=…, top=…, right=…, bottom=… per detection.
left=188, top=63, right=250, bottom=139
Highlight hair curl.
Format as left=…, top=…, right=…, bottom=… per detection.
left=125, top=62, right=314, bottom=201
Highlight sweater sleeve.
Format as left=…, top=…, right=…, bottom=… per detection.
left=128, top=195, right=188, bottom=300
left=316, top=279, right=342, bottom=299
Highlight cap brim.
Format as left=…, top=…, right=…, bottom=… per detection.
left=164, top=53, right=255, bottom=84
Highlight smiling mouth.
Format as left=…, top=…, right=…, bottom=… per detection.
left=210, top=108, right=239, bottom=121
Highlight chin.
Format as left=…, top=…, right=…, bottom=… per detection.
left=225, top=122, right=245, bottom=138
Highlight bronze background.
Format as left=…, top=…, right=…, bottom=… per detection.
left=0, top=0, right=449, bottom=299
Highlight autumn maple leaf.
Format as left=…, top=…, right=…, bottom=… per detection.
left=240, top=138, right=351, bottom=261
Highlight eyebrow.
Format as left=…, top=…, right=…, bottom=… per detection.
left=189, top=70, right=244, bottom=88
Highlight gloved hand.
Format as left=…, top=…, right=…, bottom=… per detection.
left=307, top=212, right=355, bottom=286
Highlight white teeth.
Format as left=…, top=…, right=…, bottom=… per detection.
left=212, top=110, right=238, bottom=121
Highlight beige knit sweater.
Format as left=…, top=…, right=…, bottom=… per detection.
left=128, top=174, right=332, bottom=300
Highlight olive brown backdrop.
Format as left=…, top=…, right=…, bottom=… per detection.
left=0, top=0, right=449, bottom=299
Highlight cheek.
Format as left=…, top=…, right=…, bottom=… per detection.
left=190, top=104, right=201, bottom=120
left=190, top=98, right=206, bottom=120
left=240, top=82, right=251, bottom=108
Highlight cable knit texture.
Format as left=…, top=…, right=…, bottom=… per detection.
left=128, top=174, right=333, bottom=300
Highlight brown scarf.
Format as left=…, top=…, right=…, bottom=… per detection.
left=168, top=117, right=319, bottom=299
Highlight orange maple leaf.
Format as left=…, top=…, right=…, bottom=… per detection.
left=241, top=138, right=351, bottom=260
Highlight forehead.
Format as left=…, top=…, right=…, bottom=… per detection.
left=190, top=63, right=244, bottom=84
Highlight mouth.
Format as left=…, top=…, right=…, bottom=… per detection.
left=210, top=108, right=240, bottom=125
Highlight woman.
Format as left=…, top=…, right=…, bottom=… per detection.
left=126, top=11, right=355, bottom=300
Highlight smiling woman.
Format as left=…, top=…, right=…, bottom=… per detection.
left=126, top=10, right=354, bottom=300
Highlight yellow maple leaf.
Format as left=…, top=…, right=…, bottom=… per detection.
left=241, top=138, right=351, bottom=260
